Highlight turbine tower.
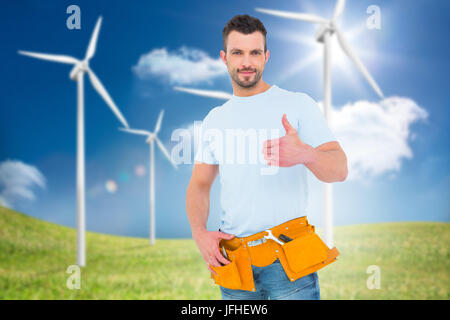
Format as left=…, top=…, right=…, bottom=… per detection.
left=256, top=0, right=384, bottom=247
left=18, top=17, right=129, bottom=267
left=119, top=110, right=178, bottom=245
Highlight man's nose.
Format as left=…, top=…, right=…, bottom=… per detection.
left=240, top=53, right=253, bottom=68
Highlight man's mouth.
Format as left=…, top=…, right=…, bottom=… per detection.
left=240, top=71, right=254, bottom=75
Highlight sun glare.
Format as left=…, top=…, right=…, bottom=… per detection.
left=274, top=20, right=379, bottom=97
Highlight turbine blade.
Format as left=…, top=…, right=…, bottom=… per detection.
left=86, top=68, right=130, bottom=127
left=154, top=110, right=164, bottom=134
left=173, top=86, right=232, bottom=100
left=155, top=137, right=178, bottom=169
left=255, top=8, right=328, bottom=24
left=334, top=28, right=384, bottom=98
left=119, top=128, right=150, bottom=136
left=18, top=50, right=79, bottom=65
left=85, top=17, right=102, bottom=60
left=332, top=0, right=346, bottom=21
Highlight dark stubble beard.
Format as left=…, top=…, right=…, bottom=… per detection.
left=229, top=66, right=263, bottom=89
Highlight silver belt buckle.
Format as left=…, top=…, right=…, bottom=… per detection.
left=247, top=237, right=267, bottom=247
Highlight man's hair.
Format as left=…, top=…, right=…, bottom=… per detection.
left=222, top=14, right=267, bottom=53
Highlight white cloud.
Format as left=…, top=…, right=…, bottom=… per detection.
left=132, top=46, right=228, bottom=85
left=321, top=96, right=429, bottom=181
left=0, top=160, right=46, bottom=209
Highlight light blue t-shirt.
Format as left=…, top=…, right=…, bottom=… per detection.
left=194, top=85, right=336, bottom=237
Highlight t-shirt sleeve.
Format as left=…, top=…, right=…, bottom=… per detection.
left=297, top=93, right=337, bottom=148
left=194, top=109, right=219, bottom=165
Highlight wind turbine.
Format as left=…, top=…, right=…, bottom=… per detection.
left=173, top=86, right=232, bottom=100
left=119, top=110, right=178, bottom=245
left=18, top=16, right=129, bottom=267
left=256, top=0, right=384, bottom=248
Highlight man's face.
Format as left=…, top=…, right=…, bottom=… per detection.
left=221, top=31, right=269, bottom=89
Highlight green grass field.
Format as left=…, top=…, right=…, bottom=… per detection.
left=0, top=206, right=448, bottom=300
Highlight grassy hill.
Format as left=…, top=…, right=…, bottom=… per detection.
left=0, top=206, right=448, bottom=299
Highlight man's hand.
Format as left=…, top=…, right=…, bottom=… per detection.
left=262, top=114, right=316, bottom=167
left=192, top=229, right=235, bottom=275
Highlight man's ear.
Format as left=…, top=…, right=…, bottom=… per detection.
left=220, top=50, right=227, bottom=65
left=265, top=49, right=270, bottom=64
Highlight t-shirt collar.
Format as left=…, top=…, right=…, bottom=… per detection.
left=230, top=84, right=277, bottom=102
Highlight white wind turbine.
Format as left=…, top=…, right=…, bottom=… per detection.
left=119, top=110, right=178, bottom=245
left=173, top=86, right=232, bottom=100
left=256, top=0, right=384, bottom=248
left=18, top=16, right=129, bottom=267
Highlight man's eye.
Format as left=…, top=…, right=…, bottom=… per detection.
left=233, top=52, right=241, bottom=55
left=252, top=52, right=261, bottom=55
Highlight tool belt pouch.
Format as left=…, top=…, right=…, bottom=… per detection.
left=210, top=238, right=254, bottom=291
left=209, top=220, right=339, bottom=291
left=277, top=225, right=339, bottom=281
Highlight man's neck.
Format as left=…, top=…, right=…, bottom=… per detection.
left=232, top=80, right=272, bottom=97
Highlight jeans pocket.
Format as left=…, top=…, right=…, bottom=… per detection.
left=271, top=272, right=320, bottom=300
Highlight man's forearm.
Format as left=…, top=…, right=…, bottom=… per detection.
left=304, top=147, right=348, bottom=183
left=186, top=183, right=211, bottom=236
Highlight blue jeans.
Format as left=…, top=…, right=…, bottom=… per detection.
left=219, top=259, right=320, bottom=300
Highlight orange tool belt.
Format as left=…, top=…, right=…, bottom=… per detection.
left=210, top=216, right=339, bottom=292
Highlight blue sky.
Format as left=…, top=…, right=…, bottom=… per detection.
left=1, top=0, right=449, bottom=238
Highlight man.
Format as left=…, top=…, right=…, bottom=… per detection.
left=186, top=14, right=348, bottom=300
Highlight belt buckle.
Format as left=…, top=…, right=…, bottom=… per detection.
left=247, top=237, right=267, bottom=247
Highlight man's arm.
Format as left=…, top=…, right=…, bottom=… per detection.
left=304, top=141, right=348, bottom=183
left=186, top=162, right=234, bottom=274
left=186, top=162, right=219, bottom=234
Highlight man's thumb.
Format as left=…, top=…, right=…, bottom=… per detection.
left=282, top=114, right=296, bottom=135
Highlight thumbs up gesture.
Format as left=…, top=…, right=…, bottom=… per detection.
left=262, top=114, right=316, bottom=167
